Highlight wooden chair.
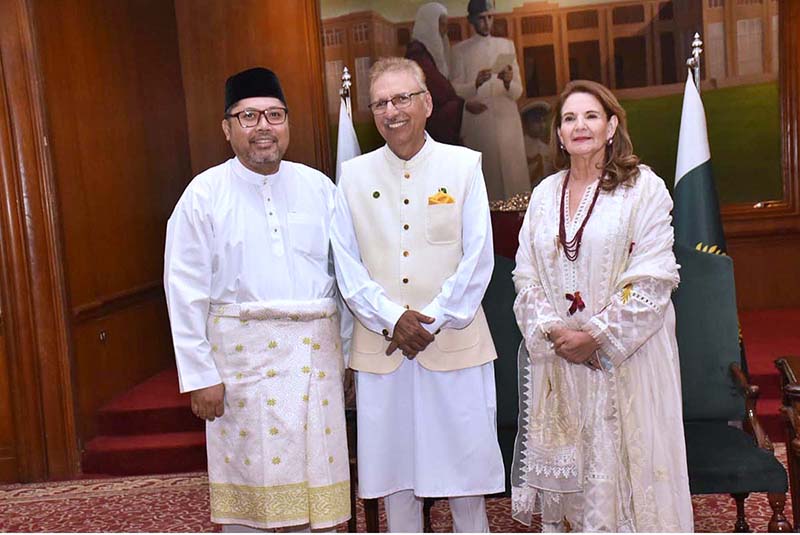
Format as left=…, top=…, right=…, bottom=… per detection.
left=774, top=355, right=800, bottom=531
left=674, top=244, right=791, bottom=532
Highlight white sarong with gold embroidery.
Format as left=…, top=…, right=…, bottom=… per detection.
left=205, top=298, right=350, bottom=530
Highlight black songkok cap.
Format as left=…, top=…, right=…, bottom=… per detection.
left=224, top=67, right=286, bottom=112
left=468, top=0, right=495, bottom=16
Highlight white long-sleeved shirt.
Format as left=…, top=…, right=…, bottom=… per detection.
left=164, top=157, right=338, bottom=392
left=330, top=140, right=495, bottom=337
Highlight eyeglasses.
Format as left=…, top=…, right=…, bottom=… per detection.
left=225, top=107, right=288, bottom=128
left=368, top=91, right=427, bottom=115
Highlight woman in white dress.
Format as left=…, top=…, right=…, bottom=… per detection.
left=511, top=80, right=694, bottom=532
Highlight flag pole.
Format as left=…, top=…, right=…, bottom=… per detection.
left=685, top=32, right=703, bottom=93
left=335, top=66, right=361, bottom=184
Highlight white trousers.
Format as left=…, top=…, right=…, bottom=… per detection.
left=384, top=490, right=490, bottom=533
left=356, top=359, right=505, bottom=498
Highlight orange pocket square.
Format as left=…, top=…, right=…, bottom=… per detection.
left=428, top=190, right=455, bottom=205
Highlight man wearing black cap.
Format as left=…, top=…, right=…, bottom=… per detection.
left=450, top=0, right=530, bottom=202
left=165, top=67, right=350, bottom=532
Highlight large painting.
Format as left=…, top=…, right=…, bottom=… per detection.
left=320, top=0, right=781, bottom=206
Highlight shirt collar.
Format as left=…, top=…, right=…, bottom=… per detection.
left=231, top=157, right=283, bottom=186
left=381, top=133, right=434, bottom=170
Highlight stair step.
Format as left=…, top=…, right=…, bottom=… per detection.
left=82, top=431, right=207, bottom=476
left=96, top=369, right=203, bottom=435
left=97, top=405, right=203, bottom=435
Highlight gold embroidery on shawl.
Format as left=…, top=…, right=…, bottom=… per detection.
left=211, top=481, right=350, bottom=526
left=621, top=283, right=633, bottom=304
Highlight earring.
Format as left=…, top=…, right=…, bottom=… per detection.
left=559, top=142, right=565, bottom=150
left=607, top=138, right=613, bottom=146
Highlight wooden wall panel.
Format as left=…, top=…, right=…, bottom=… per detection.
left=175, top=0, right=331, bottom=177
left=33, top=0, right=191, bottom=307
left=728, top=234, right=800, bottom=311
left=73, top=299, right=173, bottom=439
left=31, top=0, right=191, bottom=443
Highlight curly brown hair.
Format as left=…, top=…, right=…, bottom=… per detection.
left=551, top=80, right=640, bottom=191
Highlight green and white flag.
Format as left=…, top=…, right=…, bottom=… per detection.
left=674, top=70, right=726, bottom=254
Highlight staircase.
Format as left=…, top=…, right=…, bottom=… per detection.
left=82, top=369, right=206, bottom=475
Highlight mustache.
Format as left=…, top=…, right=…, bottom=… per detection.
left=250, top=135, right=278, bottom=143
left=383, top=115, right=409, bottom=127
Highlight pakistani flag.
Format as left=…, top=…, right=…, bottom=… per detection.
left=672, top=70, right=748, bottom=374
left=674, top=71, right=726, bottom=254
left=335, top=94, right=361, bottom=184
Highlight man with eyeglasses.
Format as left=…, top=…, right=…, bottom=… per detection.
left=450, top=0, right=529, bottom=202
left=331, top=57, right=504, bottom=532
left=165, top=67, right=350, bottom=532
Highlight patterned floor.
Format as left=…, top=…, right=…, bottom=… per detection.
left=0, top=444, right=792, bottom=532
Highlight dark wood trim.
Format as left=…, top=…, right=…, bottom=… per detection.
left=304, top=0, right=333, bottom=178
left=72, top=282, right=164, bottom=323
left=0, top=0, right=78, bottom=481
left=722, top=0, right=800, bottom=238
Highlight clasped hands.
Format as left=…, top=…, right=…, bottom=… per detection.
left=547, top=327, right=602, bottom=370
left=385, top=310, right=436, bottom=359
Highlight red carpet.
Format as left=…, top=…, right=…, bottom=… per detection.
left=0, top=446, right=792, bottom=532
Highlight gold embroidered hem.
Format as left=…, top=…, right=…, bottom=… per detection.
left=211, top=481, right=351, bottom=529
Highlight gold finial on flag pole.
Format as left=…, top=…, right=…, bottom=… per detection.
left=340, top=66, right=353, bottom=119
left=685, top=32, right=703, bottom=93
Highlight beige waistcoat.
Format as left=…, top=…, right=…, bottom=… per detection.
left=340, top=140, right=497, bottom=374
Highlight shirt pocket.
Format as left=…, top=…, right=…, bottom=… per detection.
left=425, top=204, right=460, bottom=245
left=287, top=212, right=327, bottom=259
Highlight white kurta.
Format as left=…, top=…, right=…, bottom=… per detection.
left=450, top=34, right=530, bottom=201
left=331, top=140, right=505, bottom=498
left=164, top=157, right=352, bottom=528
left=165, top=157, right=340, bottom=393
left=511, top=167, right=694, bottom=532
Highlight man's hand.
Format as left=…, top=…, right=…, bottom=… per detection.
left=385, top=310, right=435, bottom=358
left=190, top=383, right=225, bottom=421
left=497, top=65, right=513, bottom=86
left=475, top=68, right=492, bottom=89
left=549, top=328, right=599, bottom=366
left=465, top=101, right=488, bottom=115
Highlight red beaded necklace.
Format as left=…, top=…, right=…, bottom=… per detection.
left=558, top=170, right=602, bottom=262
